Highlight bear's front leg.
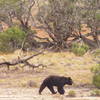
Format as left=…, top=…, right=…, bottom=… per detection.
left=57, top=86, right=65, bottom=95
left=47, top=85, right=57, bottom=94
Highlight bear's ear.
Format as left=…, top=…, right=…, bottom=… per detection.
left=67, top=77, right=71, bottom=80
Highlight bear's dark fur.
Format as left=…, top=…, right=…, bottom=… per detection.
left=39, top=75, right=73, bottom=95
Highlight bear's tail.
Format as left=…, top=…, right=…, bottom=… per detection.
left=39, top=82, right=46, bottom=95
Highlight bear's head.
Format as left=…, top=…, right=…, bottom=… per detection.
left=63, top=77, right=73, bottom=85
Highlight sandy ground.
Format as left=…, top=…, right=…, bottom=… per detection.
left=0, top=87, right=100, bottom=100
left=0, top=51, right=100, bottom=100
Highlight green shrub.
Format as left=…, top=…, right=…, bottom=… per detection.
left=91, top=64, right=100, bottom=74
left=91, top=64, right=100, bottom=88
left=71, top=43, right=89, bottom=56
left=68, top=90, right=76, bottom=97
left=0, top=26, right=26, bottom=52
left=91, top=89, right=100, bottom=96
left=95, top=13, right=100, bottom=20
left=93, top=74, right=100, bottom=88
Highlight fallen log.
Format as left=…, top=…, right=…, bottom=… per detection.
left=0, top=51, right=44, bottom=70
left=23, top=61, right=47, bottom=69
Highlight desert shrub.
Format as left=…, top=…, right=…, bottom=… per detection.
left=68, top=90, right=76, bottom=97
left=0, top=26, right=26, bottom=52
left=20, top=80, right=38, bottom=88
left=20, top=82, right=27, bottom=87
left=71, top=43, right=89, bottom=56
left=27, top=80, right=38, bottom=88
left=92, top=49, right=100, bottom=57
left=91, top=89, right=100, bottom=96
left=91, top=64, right=100, bottom=88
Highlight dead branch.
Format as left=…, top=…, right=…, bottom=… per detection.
left=80, top=35, right=98, bottom=48
left=23, top=61, right=47, bottom=69
left=0, top=51, right=44, bottom=70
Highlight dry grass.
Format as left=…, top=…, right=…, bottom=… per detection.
left=0, top=51, right=99, bottom=100
left=0, top=51, right=96, bottom=88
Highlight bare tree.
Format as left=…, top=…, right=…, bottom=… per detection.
left=36, top=0, right=100, bottom=50
left=35, top=0, right=79, bottom=50
left=0, top=0, right=100, bottom=51
left=84, top=0, right=100, bottom=47
left=0, top=0, right=35, bottom=29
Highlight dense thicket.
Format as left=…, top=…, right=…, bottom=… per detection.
left=0, top=0, right=100, bottom=52
left=36, top=0, right=100, bottom=50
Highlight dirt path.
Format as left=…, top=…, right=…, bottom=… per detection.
left=0, top=88, right=100, bottom=100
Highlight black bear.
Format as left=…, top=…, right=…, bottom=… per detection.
left=39, top=75, right=73, bottom=95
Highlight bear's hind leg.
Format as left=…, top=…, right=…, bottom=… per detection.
left=39, top=83, right=46, bottom=95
